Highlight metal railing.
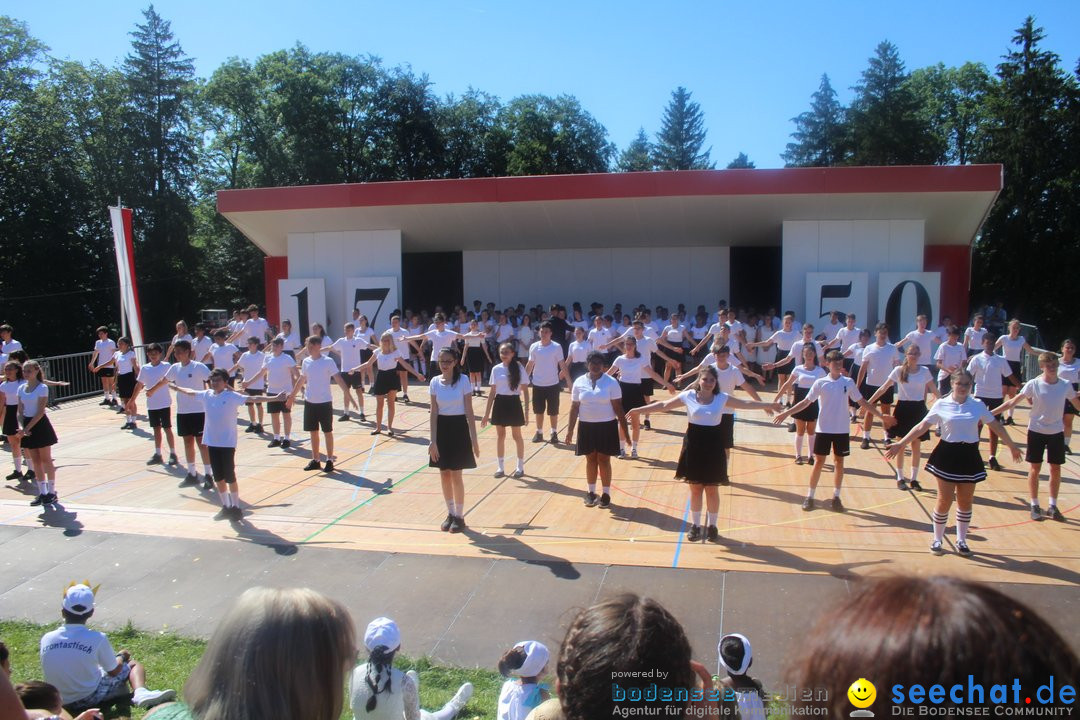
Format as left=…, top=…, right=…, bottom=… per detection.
left=31, top=343, right=165, bottom=405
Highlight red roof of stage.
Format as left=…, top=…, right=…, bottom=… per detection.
left=218, top=165, right=1003, bottom=256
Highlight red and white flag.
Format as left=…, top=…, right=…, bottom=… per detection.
left=109, top=206, right=145, bottom=348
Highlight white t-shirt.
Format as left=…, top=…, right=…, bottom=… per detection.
left=430, top=375, right=473, bottom=415
left=805, top=375, right=864, bottom=434
left=887, top=365, right=933, bottom=402
left=211, top=343, right=240, bottom=371
left=678, top=389, right=728, bottom=426
left=490, top=362, right=530, bottom=396
left=567, top=340, right=589, bottom=363
left=170, top=333, right=193, bottom=348
left=93, top=339, right=117, bottom=367
left=834, top=326, right=861, bottom=353
left=2, top=338, right=23, bottom=354
left=0, top=378, right=23, bottom=407
left=330, top=336, right=365, bottom=374
left=389, top=328, right=410, bottom=352
left=17, top=382, right=48, bottom=417
left=374, top=348, right=403, bottom=371
left=571, top=373, right=621, bottom=423
left=789, top=339, right=824, bottom=365
left=1020, top=378, right=1076, bottom=435
left=967, top=352, right=1012, bottom=399
left=528, top=341, right=564, bottom=387
left=516, top=326, right=534, bottom=357
left=237, top=350, right=267, bottom=390
left=998, top=335, right=1026, bottom=362
left=192, top=335, right=215, bottom=364
left=263, top=354, right=297, bottom=394
left=588, top=326, right=613, bottom=351
left=860, top=342, right=900, bottom=386
left=964, top=326, right=987, bottom=351
left=166, top=361, right=211, bottom=414
left=934, top=342, right=968, bottom=381
left=496, top=323, right=515, bottom=343
left=113, top=350, right=136, bottom=375
left=1059, top=359, right=1080, bottom=385
left=792, top=365, right=826, bottom=390
left=612, top=354, right=651, bottom=384
left=924, top=396, right=996, bottom=443
left=901, top=329, right=935, bottom=362
left=820, top=321, right=843, bottom=342
left=933, top=325, right=950, bottom=345
left=353, top=326, right=376, bottom=346
left=274, top=331, right=301, bottom=353
left=766, top=329, right=799, bottom=352
left=301, top=355, right=339, bottom=404
left=241, top=317, right=270, bottom=343
left=714, top=364, right=748, bottom=398
left=137, top=362, right=172, bottom=410
left=422, top=328, right=459, bottom=360
left=197, top=389, right=248, bottom=447
left=40, top=624, right=118, bottom=704
left=663, top=325, right=686, bottom=344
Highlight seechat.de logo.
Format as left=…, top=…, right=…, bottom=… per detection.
left=849, top=678, right=877, bottom=717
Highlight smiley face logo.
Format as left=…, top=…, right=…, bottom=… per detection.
left=847, top=678, right=876, bottom=709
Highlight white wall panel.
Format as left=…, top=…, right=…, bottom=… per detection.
left=569, top=249, right=613, bottom=310
left=688, top=247, right=730, bottom=315
left=286, top=233, right=315, bottom=277
left=497, top=250, right=538, bottom=309
left=781, top=221, right=820, bottom=319
left=818, top=221, right=855, bottom=271
left=463, top=251, right=500, bottom=308
left=610, top=248, right=652, bottom=309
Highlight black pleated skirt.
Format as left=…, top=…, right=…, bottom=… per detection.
left=675, top=423, right=727, bottom=485
left=430, top=415, right=476, bottom=470
left=372, top=368, right=402, bottom=395
left=20, top=414, right=58, bottom=449
left=491, top=394, right=525, bottom=427
left=576, top=420, right=621, bottom=457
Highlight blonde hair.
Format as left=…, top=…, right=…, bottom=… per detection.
left=380, top=330, right=397, bottom=353
left=184, top=587, right=355, bottom=720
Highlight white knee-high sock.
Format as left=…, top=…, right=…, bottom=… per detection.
left=956, top=509, right=972, bottom=543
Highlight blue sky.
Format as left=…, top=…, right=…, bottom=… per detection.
left=6, top=1, right=1079, bottom=168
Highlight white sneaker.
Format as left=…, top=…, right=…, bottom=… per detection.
left=132, top=687, right=176, bottom=709
left=449, top=682, right=474, bottom=715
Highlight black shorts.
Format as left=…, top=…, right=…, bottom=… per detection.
left=207, top=445, right=237, bottom=484
left=861, top=381, right=894, bottom=405
left=1026, top=431, right=1066, bottom=465
left=148, top=407, right=172, bottom=429
left=1067, top=383, right=1080, bottom=416
left=976, top=396, right=1003, bottom=422
left=176, top=412, right=205, bottom=437
left=245, top=388, right=264, bottom=396
left=532, top=384, right=560, bottom=415
left=226, top=376, right=237, bottom=388
left=938, top=377, right=953, bottom=397
left=343, top=371, right=364, bottom=389
left=813, top=432, right=850, bottom=457
left=569, top=361, right=587, bottom=381
left=1007, top=360, right=1023, bottom=386
left=267, top=400, right=290, bottom=414
left=842, top=358, right=854, bottom=374
left=97, top=367, right=116, bottom=378
left=303, top=401, right=333, bottom=432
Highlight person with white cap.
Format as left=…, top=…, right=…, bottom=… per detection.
left=39, top=583, right=175, bottom=713
left=350, top=617, right=473, bottom=720
left=497, top=641, right=550, bottom=720
left=716, top=633, right=766, bottom=720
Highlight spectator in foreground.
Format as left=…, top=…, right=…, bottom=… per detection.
left=716, top=634, right=766, bottom=720
left=147, top=587, right=355, bottom=720
left=497, top=641, right=550, bottom=720
left=17, top=679, right=104, bottom=719
left=40, top=584, right=174, bottom=713
left=527, top=593, right=702, bottom=720
left=350, top=616, right=473, bottom=720
left=786, top=575, right=1079, bottom=716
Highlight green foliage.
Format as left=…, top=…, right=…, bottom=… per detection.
left=849, top=41, right=938, bottom=165
left=907, top=62, right=993, bottom=165
left=726, top=152, right=755, bottom=169
left=783, top=73, right=849, bottom=167
left=653, top=86, right=712, bottom=170
left=617, top=128, right=654, bottom=172
left=501, top=94, right=613, bottom=175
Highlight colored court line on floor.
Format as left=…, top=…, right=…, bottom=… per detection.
left=671, top=499, right=690, bottom=568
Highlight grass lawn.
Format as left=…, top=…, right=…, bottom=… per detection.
left=2, top=620, right=510, bottom=720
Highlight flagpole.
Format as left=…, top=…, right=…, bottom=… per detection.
left=117, top=196, right=128, bottom=340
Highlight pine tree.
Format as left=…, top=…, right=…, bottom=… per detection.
left=726, top=152, right=755, bottom=169
left=849, top=41, right=935, bottom=165
left=123, top=4, right=199, bottom=331
left=617, top=128, right=653, bottom=171
left=652, top=87, right=711, bottom=170
left=783, top=73, right=849, bottom=167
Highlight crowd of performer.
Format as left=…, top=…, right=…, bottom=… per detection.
left=0, top=298, right=1077, bottom=556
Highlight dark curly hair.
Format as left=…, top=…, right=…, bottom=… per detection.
left=557, top=594, right=696, bottom=720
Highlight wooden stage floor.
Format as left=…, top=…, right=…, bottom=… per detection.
left=2, top=387, right=1078, bottom=586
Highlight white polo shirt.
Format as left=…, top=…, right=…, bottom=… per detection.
left=924, top=396, right=995, bottom=443
left=934, top=342, right=968, bottom=382
left=263, top=354, right=297, bottom=394
left=197, top=389, right=248, bottom=447
left=571, top=373, right=621, bottom=422
left=967, top=352, right=1012, bottom=399
left=860, top=342, right=900, bottom=386
left=166, top=361, right=211, bottom=414
left=301, top=355, right=339, bottom=404
left=490, top=362, right=530, bottom=396
left=679, top=389, right=727, bottom=426
left=887, top=365, right=933, bottom=402
left=136, top=362, right=172, bottom=411
left=528, top=341, right=564, bottom=387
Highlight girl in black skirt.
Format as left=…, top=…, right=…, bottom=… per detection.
left=607, top=335, right=675, bottom=459
left=886, top=370, right=1020, bottom=556
left=97, top=336, right=138, bottom=428
left=566, top=326, right=589, bottom=382
left=480, top=342, right=531, bottom=479
left=0, top=361, right=27, bottom=481
left=629, top=365, right=779, bottom=543
left=429, top=348, right=479, bottom=534
left=775, top=345, right=825, bottom=465
left=460, top=320, right=492, bottom=397
left=868, top=345, right=939, bottom=490
left=17, top=360, right=61, bottom=506
left=567, top=352, right=628, bottom=509
left=353, top=332, right=425, bottom=436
